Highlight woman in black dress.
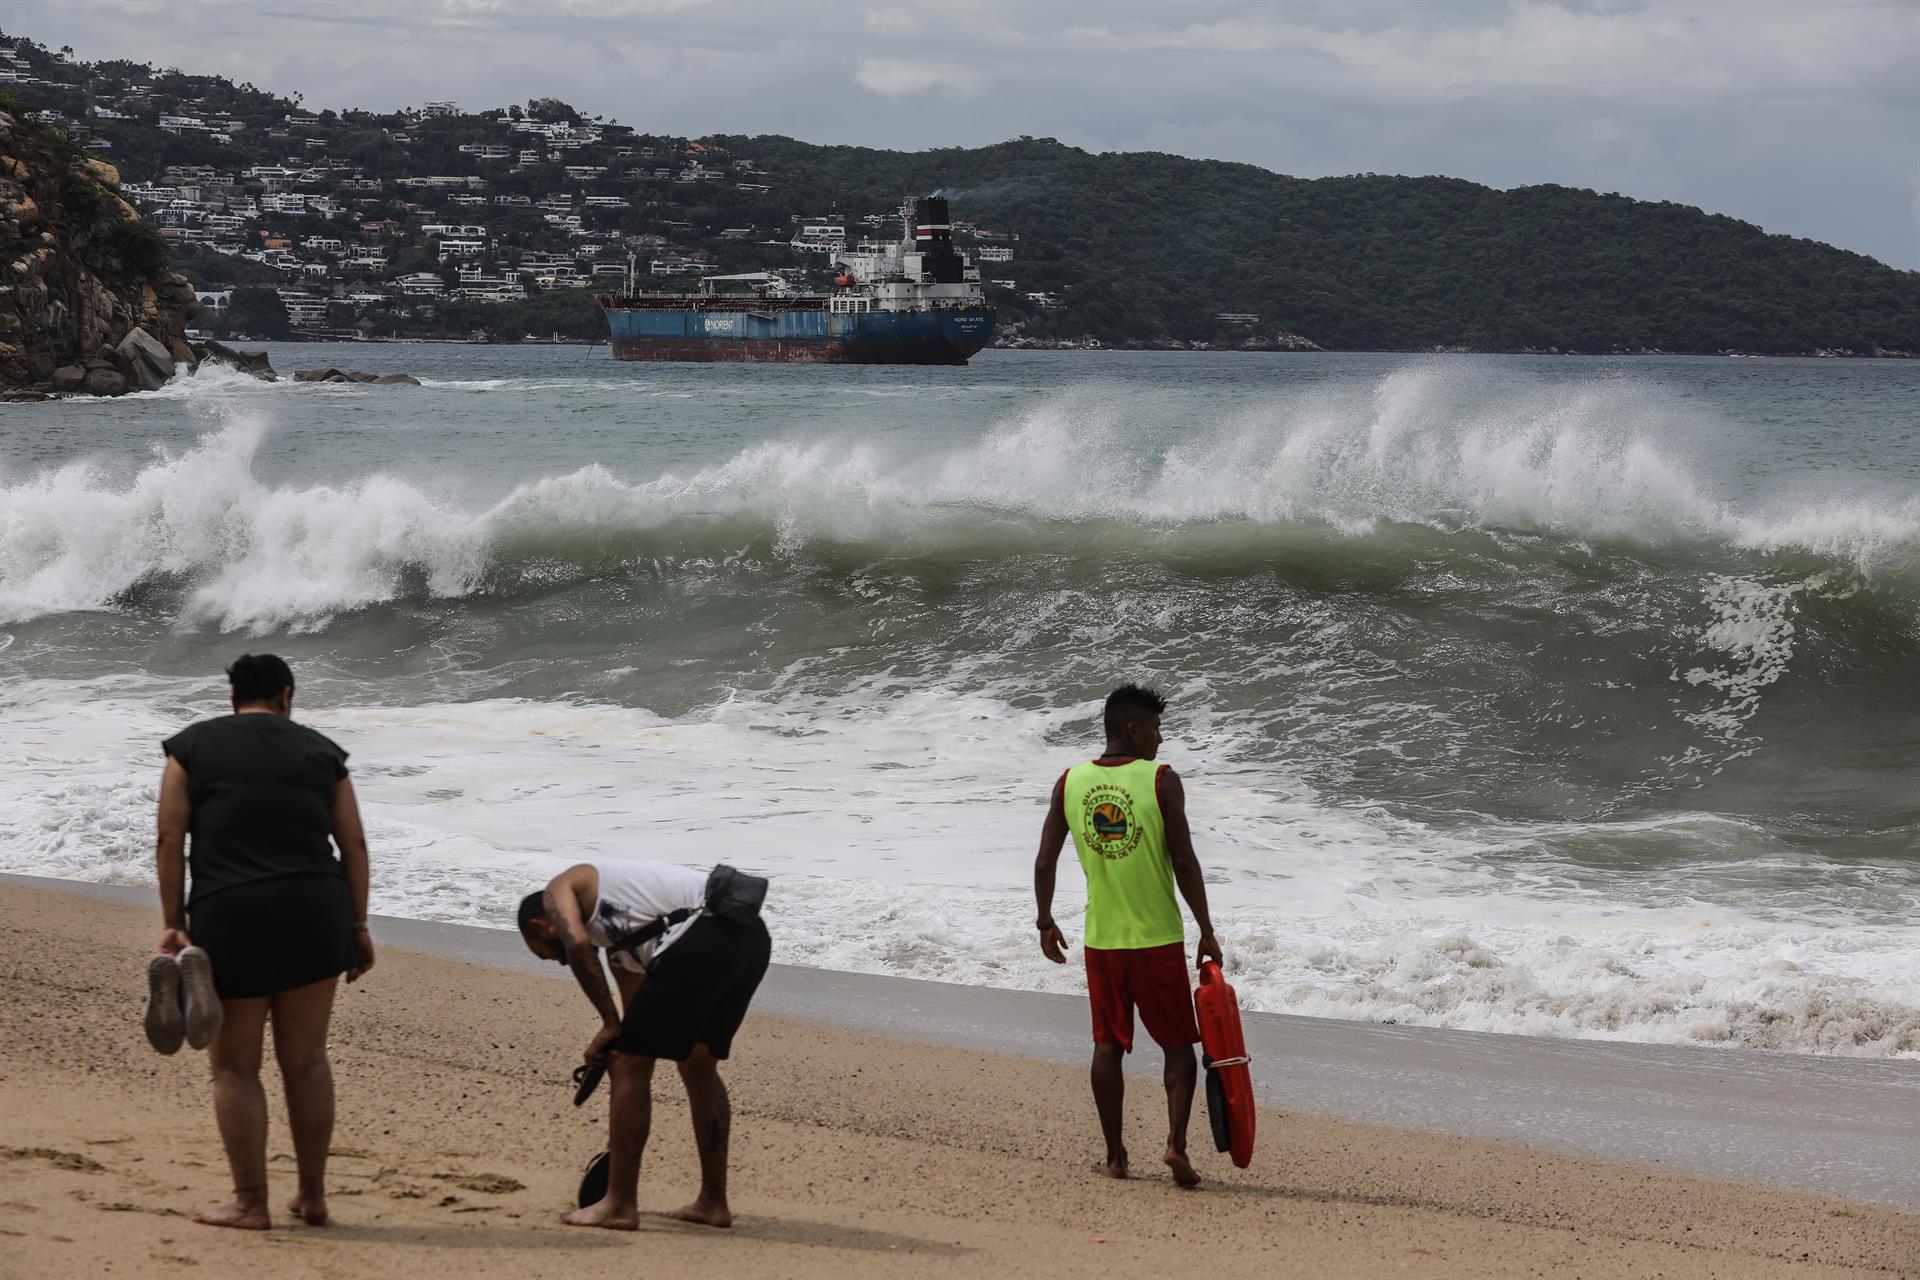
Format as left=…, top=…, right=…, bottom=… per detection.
left=154, top=654, right=375, bottom=1230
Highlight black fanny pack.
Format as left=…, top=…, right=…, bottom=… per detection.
left=608, top=864, right=769, bottom=958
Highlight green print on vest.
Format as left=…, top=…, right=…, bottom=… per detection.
left=1081, top=784, right=1141, bottom=860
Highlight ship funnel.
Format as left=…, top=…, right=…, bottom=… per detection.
left=913, top=196, right=953, bottom=244
left=911, top=195, right=965, bottom=284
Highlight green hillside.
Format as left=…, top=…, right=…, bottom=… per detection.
left=722, top=136, right=1920, bottom=354
left=6, top=23, right=1916, bottom=354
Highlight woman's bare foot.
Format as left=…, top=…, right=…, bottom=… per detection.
left=192, top=1201, right=271, bottom=1231
left=663, top=1199, right=733, bottom=1229
left=1163, top=1147, right=1201, bottom=1188
left=561, top=1198, right=639, bottom=1231
left=288, top=1195, right=329, bottom=1226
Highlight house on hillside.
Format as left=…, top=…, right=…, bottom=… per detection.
left=789, top=223, right=845, bottom=253
left=277, top=289, right=331, bottom=327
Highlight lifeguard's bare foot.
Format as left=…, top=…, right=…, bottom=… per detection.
left=664, top=1199, right=733, bottom=1229
left=289, top=1195, right=329, bottom=1226
left=561, top=1198, right=639, bottom=1230
left=1163, top=1147, right=1201, bottom=1187
left=192, top=1201, right=271, bottom=1230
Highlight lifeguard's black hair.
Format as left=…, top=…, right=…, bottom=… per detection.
left=517, top=891, right=548, bottom=940
left=1103, top=683, right=1167, bottom=739
left=227, top=653, right=294, bottom=706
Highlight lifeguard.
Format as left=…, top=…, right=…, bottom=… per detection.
left=1032, top=683, right=1222, bottom=1186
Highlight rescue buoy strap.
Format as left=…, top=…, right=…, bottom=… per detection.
left=1209, top=1055, right=1252, bottom=1068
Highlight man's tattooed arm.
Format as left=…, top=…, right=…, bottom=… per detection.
left=548, top=885, right=620, bottom=1027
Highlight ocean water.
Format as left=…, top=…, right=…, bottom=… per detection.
left=3, top=345, right=1917, bottom=1056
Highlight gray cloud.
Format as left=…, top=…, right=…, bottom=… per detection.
left=10, top=0, right=1918, bottom=267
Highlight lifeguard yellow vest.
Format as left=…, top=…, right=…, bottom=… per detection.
left=1062, top=759, right=1183, bottom=950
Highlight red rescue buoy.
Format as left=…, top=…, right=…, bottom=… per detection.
left=1194, top=960, right=1255, bottom=1168
left=835, top=272, right=856, bottom=288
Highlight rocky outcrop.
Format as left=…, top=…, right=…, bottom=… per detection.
left=293, top=367, right=420, bottom=385
left=195, top=339, right=277, bottom=380
left=0, top=109, right=198, bottom=393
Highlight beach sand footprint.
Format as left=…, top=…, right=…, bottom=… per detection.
left=2, top=1147, right=105, bottom=1174
left=434, top=1173, right=525, bottom=1195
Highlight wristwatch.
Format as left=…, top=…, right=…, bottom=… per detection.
left=1036, top=916, right=1055, bottom=933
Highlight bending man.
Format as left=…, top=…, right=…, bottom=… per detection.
left=519, top=860, right=771, bottom=1229
left=1033, top=683, right=1221, bottom=1186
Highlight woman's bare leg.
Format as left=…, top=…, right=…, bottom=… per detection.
left=196, top=996, right=272, bottom=1230
left=269, top=977, right=340, bottom=1225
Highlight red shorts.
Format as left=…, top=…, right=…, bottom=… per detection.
left=1084, top=942, right=1201, bottom=1053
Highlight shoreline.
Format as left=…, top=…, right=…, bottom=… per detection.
left=10, top=872, right=1920, bottom=1215
left=224, top=335, right=1919, bottom=359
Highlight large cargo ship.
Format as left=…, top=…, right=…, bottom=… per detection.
left=596, top=197, right=995, bottom=365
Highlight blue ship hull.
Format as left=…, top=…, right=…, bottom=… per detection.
left=599, top=301, right=995, bottom=364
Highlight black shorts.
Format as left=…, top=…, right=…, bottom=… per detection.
left=612, top=914, right=771, bottom=1062
left=188, top=873, right=357, bottom=1000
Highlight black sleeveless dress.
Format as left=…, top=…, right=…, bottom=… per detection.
left=163, top=714, right=358, bottom=999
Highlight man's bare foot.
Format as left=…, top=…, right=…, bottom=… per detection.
left=192, top=1201, right=271, bottom=1231
left=1163, top=1147, right=1201, bottom=1188
left=663, top=1200, right=733, bottom=1229
left=561, top=1198, right=639, bottom=1231
left=288, top=1195, right=329, bottom=1226
left=1098, top=1149, right=1129, bottom=1179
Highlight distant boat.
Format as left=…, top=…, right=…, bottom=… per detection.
left=597, top=197, right=996, bottom=365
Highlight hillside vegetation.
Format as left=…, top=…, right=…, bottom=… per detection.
left=724, top=136, right=1920, bottom=354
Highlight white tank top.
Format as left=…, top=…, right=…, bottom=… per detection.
left=584, top=860, right=708, bottom=972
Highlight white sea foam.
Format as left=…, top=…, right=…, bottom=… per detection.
left=1, top=673, right=1914, bottom=1057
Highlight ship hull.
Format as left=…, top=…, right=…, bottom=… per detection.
left=600, top=302, right=994, bottom=365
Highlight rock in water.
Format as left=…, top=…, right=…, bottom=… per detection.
left=115, top=326, right=176, bottom=391
left=51, top=365, right=85, bottom=392
left=197, top=340, right=278, bottom=381
left=82, top=367, right=127, bottom=396
left=292, top=367, right=415, bottom=384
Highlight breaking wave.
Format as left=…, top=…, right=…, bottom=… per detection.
left=3, top=383, right=1917, bottom=629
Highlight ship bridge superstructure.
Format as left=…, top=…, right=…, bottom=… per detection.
left=831, top=196, right=985, bottom=314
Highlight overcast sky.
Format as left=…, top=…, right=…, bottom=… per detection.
left=12, top=0, right=1919, bottom=268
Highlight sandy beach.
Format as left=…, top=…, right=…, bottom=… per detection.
left=1, top=878, right=1915, bottom=1279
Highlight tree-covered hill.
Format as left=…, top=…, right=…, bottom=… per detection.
left=722, top=136, right=1920, bottom=354
left=6, top=21, right=1915, bottom=355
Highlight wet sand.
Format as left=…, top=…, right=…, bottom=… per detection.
left=1, top=878, right=1914, bottom=1278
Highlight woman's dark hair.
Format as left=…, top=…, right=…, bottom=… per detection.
left=517, top=891, right=548, bottom=940
left=227, top=653, right=295, bottom=705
